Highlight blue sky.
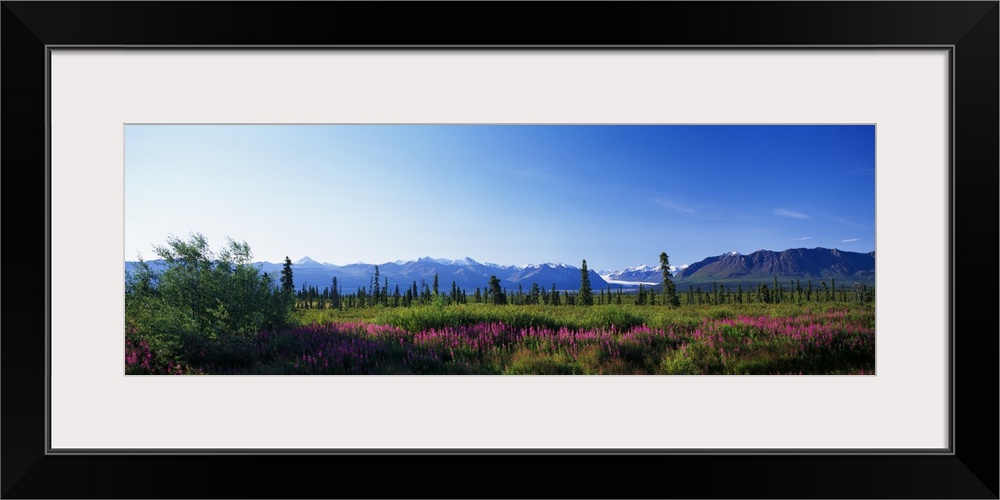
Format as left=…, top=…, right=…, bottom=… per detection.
left=125, top=124, right=875, bottom=271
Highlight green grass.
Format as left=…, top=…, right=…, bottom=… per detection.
left=293, top=301, right=868, bottom=333
left=129, top=301, right=875, bottom=375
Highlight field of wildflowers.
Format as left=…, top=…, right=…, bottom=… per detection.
left=126, top=304, right=874, bottom=375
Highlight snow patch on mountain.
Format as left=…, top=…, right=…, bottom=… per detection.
left=602, top=278, right=660, bottom=286
left=294, top=256, right=321, bottom=266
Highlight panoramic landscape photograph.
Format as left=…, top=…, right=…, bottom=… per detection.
left=125, top=124, right=876, bottom=375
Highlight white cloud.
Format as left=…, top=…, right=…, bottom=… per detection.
left=792, top=236, right=812, bottom=241
left=841, top=238, right=861, bottom=243
left=654, top=198, right=696, bottom=214
left=819, top=213, right=869, bottom=229
left=775, top=208, right=810, bottom=220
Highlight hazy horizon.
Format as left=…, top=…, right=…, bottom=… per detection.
left=125, top=246, right=875, bottom=273
left=125, top=124, right=875, bottom=271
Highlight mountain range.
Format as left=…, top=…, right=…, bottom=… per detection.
left=674, top=248, right=875, bottom=287
left=127, top=255, right=610, bottom=293
left=599, top=248, right=875, bottom=288
left=125, top=247, right=875, bottom=293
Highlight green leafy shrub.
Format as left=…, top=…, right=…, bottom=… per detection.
left=125, top=233, right=295, bottom=371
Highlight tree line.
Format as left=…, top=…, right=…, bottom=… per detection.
left=286, top=250, right=873, bottom=311
left=681, top=277, right=875, bottom=305
left=285, top=252, right=695, bottom=310
left=126, top=234, right=875, bottom=349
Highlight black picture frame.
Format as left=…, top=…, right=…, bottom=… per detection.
left=3, top=2, right=996, bottom=498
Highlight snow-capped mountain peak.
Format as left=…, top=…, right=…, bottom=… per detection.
left=408, top=256, right=486, bottom=267
left=294, top=256, right=321, bottom=266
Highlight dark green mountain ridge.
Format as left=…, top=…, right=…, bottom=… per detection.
left=672, top=247, right=875, bottom=288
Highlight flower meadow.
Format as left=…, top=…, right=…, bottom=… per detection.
left=125, top=306, right=874, bottom=375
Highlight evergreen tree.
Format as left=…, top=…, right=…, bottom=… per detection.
left=550, top=284, right=560, bottom=306
left=488, top=275, right=505, bottom=305
left=579, top=259, right=594, bottom=306
left=433, top=273, right=440, bottom=296
left=280, top=256, right=294, bottom=294
left=659, top=252, right=680, bottom=307
left=759, top=283, right=772, bottom=304
left=529, top=283, right=540, bottom=305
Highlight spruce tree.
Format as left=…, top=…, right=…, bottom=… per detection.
left=659, top=252, right=681, bottom=307
left=488, top=275, right=505, bottom=305
left=280, top=256, right=294, bottom=294
left=579, top=259, right=594, bottom=306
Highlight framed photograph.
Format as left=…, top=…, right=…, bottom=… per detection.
left=4, top=2, right=996, bottom=498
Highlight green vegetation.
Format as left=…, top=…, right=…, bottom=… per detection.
left=579, top=259, right=594, bottom=306
left=660, top=252, right=681, bottom=307
left=125, top=237, right=875, bottom=375
left=128, top=302, right=874, bottom=375
left=125, top=233, right=295, bottom=373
